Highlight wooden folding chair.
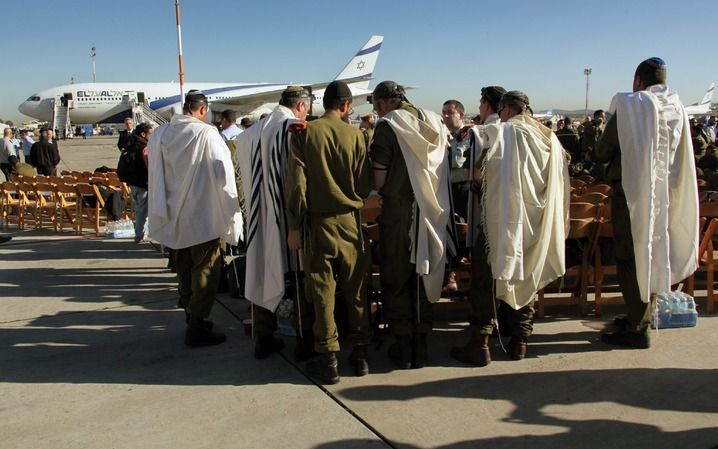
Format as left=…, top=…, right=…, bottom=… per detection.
left=538, top=203, right=598, bottom=316
left=573, top=191, right=608, bottom=205
left=1, top=181, right=23, bottom=229
left=584, top=183, right=612, bottom=196
left=34, top=182, right=59, bottom=231
left=15, top=182, right=40, bottom=229
left=590, top=200, right=626, bottom=316
left=54, top=182, right=80, bottom=233
left=683, top=202, right=718, bottom=314
left=75, top=183, right=106, bottom=236
left=570, top=178, right=586, bottom=196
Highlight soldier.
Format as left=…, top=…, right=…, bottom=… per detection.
left=556, top=116, right=581, bottom=164
left=442, top=99, right=472, bottom=221
left=147, top=90, right=243, bottom=347
left=450, top=86, right=506, bottom=366
left=370, top=81, right=453, bottom=370
left=582, top=109, right=606, bottom=159
left=235, top=86, right=315, bottom=361
left=285, top=80, right=372, bottom=384
left=595, top=58, right=698, bottom=348
left=464, top=91, right=568, bottom=362
left=359, top=113, right=375, bottom=149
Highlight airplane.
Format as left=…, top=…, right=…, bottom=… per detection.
left=532, top=108, right=555, bottom=120
left=684, top=83, right=715, bottom=116
left=18, top=35, right=384, bottom=125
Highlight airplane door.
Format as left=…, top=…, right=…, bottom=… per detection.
left=63, top=92, right=73, bottom=108
left=137, top=92, right=146, bottom=104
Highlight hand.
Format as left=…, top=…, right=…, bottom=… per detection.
left=287, top=229, right=302, bottom=251
left=473, top=168, right=484, bottom=184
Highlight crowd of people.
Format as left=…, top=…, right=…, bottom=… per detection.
left=1, top=127, right=62, bottom=180
left=10, top=56, right=696, bottom=385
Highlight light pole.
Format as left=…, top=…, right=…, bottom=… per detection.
left=584, top=68, right=592, bottom=118
left=175, top=0, right=185, bottom=103
left=91, top=45, right=97, bottom=83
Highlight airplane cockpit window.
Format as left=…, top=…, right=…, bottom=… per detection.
left=27, top=95, right=41, bottom=101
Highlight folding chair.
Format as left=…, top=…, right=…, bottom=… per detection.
left=1, top=181, right=23, bottom=229
left=34, top=182, right=59, bottom=231
left=583, top=183, right=612, bottom=196
left=683, top=202, right=718, bottom=314
left=54, top=182, right=80, bottom=233
left=537, top=202, right=598, bottom=316
left=75, top=183, right=106, bottom=236
left=573, top=191, right=608, bottom=205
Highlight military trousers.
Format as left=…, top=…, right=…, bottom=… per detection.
left=303, top=211, right=371, bottom=353
left=173, top=238, right=224, bottom=319
left=379, top=197, right=433, bottom=335
left=611, top=194, right=654, bottom=333
left=469, top=224, right=535, bottom=337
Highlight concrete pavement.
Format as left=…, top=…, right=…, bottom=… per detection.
left=1, top=231, right=716, bottom=449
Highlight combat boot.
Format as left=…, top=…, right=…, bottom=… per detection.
left=412, top=333, right=428, bottom=369
left=306, top=352, right=340, bottom=384
left=450, top=331, right=491, bottom=366
left=254, top=335, right=285, bottom=359
left=601, top=330, right=650, bottom=349
left=294, top=330, right=318, bottom=362
left=388, top=334, right=412, bottom=370
left=348, top=345, right=369, bottom=377
left=509, top=335, right=528, bottom=360
left=184, top=317, right=226, bottom=347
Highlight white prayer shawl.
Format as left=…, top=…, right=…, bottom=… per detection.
left=483, top=115, right=569, bottom=309
left=609, top=85, right=699, bottom=303
left=147, top=114, right=243, bottom=249
left=380, top=108, right=453, bottom=303
left=467, top=113, right=501, bottom=245
left=236, top=105, right=299, bottom=312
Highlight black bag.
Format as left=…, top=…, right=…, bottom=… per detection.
left=116, top=149, right=135, bottom=183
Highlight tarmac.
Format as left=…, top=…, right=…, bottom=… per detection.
left=1, top=136, right=717, bottom=449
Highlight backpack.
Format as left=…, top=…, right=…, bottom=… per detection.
left=116, top=149, right=136, bottom=184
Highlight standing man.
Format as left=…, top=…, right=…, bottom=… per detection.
left=472, top=91, right=568, bottom=361
left=595, top=58, right=698, bottom=348
left=30, top=128, right=61, bottom=176
left=556, top=117, right=581, bottom=164
left=1, top=128, right=18, bottom=180
left=582, top=109, right=606, bottom=160
left=370, top=81, right=454, bottom=370
left=121, top=123, right=152, bottom=243
left=148, top=90, right=243, bottom=347
left=359, top=113, right=375, bottom=148
left=117, top=117, right=134, bottom=152
left=236, top=86, right=313, bottom=360
left=219, top=109, right=242, bottom=141
left=286, top=80, right=372, bottom=384
left=19, top=130, right=35, bottom=164
left=450, top=85, right=507, bottom=365
left=442, top=99, right=472, bottom=221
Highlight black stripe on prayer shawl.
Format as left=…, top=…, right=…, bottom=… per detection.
left=267, top=121, right=288, bottom=231
left=246, top=139, right=263, bottom=247
left=445, top=143, right=459, bottom=259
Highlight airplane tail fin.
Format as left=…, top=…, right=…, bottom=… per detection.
left=334, top=35, right=383, bottom=90
left=699, top=83, right=715, bottom=106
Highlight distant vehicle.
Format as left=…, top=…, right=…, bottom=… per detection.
left=18, top=35, right=384, bottom=124
left=684, top=83, right=715, bottom=116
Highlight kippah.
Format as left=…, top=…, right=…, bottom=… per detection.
left=371, top=81, right=403, bottom=102
left=281, top=85, right=309, bottom=101
left=324, top=81, right=353, bottom=102
left=501, top=90, right=530, bottom=107
left=480, top=86, right=507, bottom=108
left=645, top=57, right=667, bottom=68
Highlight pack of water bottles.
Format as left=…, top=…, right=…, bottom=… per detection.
left=105, top=219, right=136, bottom=239
left=651, top=291, right=698, bottom=329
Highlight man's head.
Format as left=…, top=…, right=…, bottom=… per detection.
left=46, top=128, right=53, bottom=140
left=479, top=86, right=506, bottom=122
left=633, top=57, right=667, bottom=92
left=3, top=128, right=12, bottom=138
left=134, top=122, right=153, bottom=139
left=219, top=109, right=237, bottom=130
left=323, top=80, right=353, bottom=118
left=183, top=90, right=210, bottom=121
left=593, top=109, right=606, bottom=126
left=279, top=85, right=311, bottom=119
left=124, top=117, right=134, bottom=131
left=563, top=117, right=573, bottom=128
left=498, top=90, right=531, bottom=122
left=240, top=117, right=254, bottom=129
left=369, top=80, right=406, bottom=117
left=19, top=130, right=27, bottom=138
left=7, top=155, right=18, bottom=167
left=442, top=100, right=465, bottom=133
left=359, top=114, right=375, bottom=130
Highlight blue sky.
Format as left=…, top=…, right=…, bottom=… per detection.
left=1, top=0, right=715, bottom=123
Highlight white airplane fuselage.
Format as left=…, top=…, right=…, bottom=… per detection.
left=18, top=81, right=356, bottom=124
